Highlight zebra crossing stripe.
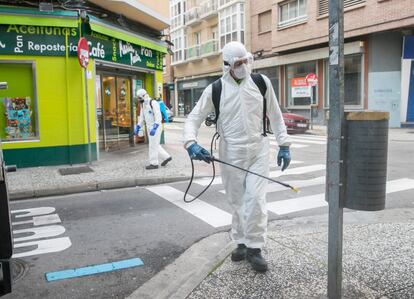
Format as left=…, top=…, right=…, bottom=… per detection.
left=267, top=178, right=414, bottom=215
left=291, top=134, right=327, bottom=141
left=146, top=185, right=232, bottom=228
left=220, top=175, right=326, bottom=194
left=288, top=137, right=326, bottom=145
left=270, top=141, right=308, bottom=148
left=266, top=176, right=326, bottom=193
left=194, top=161, right=319, bottom=187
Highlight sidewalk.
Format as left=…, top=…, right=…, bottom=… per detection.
left=6, top=126, right=216, bottom=200
left=129, top=207, right=414, bottom=299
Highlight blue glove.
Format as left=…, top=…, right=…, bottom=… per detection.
left=134, top=124, right=141, bottom=135
left=187, top=143, right=212, bottom=164
left=277, top=146, right=291, bottom=171
left=149, top=123, right=159, bottom=136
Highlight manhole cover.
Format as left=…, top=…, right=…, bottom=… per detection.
left=12, top=259, right=28, bottom=282
left=59, top=165, right=94, bottom=176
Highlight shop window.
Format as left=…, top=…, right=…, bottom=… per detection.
left=279, top=0, right=307, bottom=28
left=258, top=10, right=272, bottom=33
left=0, top=61, right=39, bottom=141
left=285, top=61, right=317, bottom=108
left=324, top=54, right=363, bottom=108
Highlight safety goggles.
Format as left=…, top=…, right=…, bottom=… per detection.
left=224, top=53, right=254, bottom=68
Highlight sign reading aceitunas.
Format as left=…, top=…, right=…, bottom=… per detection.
left=0, top=24, right=163, bottom=71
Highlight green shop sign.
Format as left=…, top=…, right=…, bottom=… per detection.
left=0, top=24, right=163, bottom=71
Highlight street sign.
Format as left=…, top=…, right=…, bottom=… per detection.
left=77, top=37, right=90, bottom=69
left=306, top=73, right=319, bottom=87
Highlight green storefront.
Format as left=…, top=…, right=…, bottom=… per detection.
left=0, top=6, right=167, bottom=167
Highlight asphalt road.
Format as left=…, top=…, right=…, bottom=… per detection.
left=4, top=124, right=414, bottom=299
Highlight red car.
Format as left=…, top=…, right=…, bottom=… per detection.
left=281, top=108, right=309, bottom=134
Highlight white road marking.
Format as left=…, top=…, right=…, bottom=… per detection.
left=11, top=207, right=72, bottom=258
left=267, top=194, right=327, bottom=215
left=288, top=137, right=326, bottom=145
left=291, top=134, right=327, bottom=141
left=13, top=237, right=72, bottom=258
left=270, top=141, right=308, bottom=148
left=12, top=214, right=61, bottom=226
left=13, top=225, right=66, bottom=242
left=11, top=207, right=56, bottom=218
left=386, top=178, right=414, bottom=193
left=221, top=175, right=325, bottom=194
left=267, top=178, right=414, bottom=215
left=194, top=162, right=321, bottom=186
left=146, top=185, right=232, bottom=228
left=267, top=176, right=326, bottom=193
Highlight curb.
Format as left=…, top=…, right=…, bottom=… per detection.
left=126, top=231, right=233, bottom=299
left=8, top=175, right=198, bottom=201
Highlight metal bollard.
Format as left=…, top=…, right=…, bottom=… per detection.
left=344, top=112, right=389, bottom=211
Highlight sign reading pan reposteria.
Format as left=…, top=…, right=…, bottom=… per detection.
left=0, top=24, right=163, bottom=71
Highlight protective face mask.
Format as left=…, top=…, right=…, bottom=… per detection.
left=233, top=64, right=250, bottom=79
left=139, top=98, right=145, bottom=104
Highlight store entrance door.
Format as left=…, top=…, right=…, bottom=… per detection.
left=98, top=75, right=133, bottom=151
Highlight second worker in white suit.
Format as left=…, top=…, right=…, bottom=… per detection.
left=135, top=89, right=172, bottom=170
left=183, top=42, right=291, bottom=272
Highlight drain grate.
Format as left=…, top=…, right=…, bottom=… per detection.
left=58, top=166, right=94, bottom=176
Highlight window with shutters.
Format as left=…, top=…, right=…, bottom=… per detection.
left=258, top=10, right=272, bottom=33
left=318, top=0, right=365, bottom=16
left=278, top=0, right=307, bottom=28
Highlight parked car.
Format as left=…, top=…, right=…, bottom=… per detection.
left=205, top=108, right=309, bottom=134
left=280, top=107, right=309, bottom=134
left=165, top=106, right=174, bottom=122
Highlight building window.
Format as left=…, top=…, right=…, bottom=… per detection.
left=278, top=0, right=307, bottom=28
left=219, top=3, right=244, bottom=48
left=219, top=0, right=237, bottom=7
left=285, top=61, right=317, bottom=107
left=194, top=32, right=201, bottom=45
left=258, top=10, right=272, bottom=33
left=325, top=54, right=363, bottom=108
left=0, top=61, right=39, bottom=141
left=171, top=29, right=186, bottom=63
left=318, top=0, right=366, bottom=16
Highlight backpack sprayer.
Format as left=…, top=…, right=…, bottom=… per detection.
left=183, top=132, right=300, bottom=203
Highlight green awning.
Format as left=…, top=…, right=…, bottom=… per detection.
left=0, top=6, right=78, bottom=27
left=89, top=16, right=167, bottom=54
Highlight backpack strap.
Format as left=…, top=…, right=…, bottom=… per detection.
left=250, top=73, right=268, bottom=136
left=211, top=79, right=222, bottom=125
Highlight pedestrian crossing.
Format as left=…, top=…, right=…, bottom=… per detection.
left=145, top=163, right=414, bottom=228
left=143, top=133, right=412, bottom=229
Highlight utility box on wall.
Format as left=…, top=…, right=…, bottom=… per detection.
left=344, top=112, right=389, bottom=211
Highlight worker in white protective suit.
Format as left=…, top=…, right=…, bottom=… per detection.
left=183, top=41, right=291, bottom=272
left=134, top=89, right=172, bottom=170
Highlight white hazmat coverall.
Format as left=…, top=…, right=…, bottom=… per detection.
left=137, top=94, right=171, bottom=166
left=183, top=46, right=291, bottom=249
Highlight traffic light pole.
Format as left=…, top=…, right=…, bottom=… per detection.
left=327, top=0, right=345, bottom=298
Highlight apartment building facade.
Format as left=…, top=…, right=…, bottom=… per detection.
left=248, top=0, right=414, bottom=127
left=168, top=0, right=245, bottom=116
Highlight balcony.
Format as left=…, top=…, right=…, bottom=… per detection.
left=199, top=0, right=218, bottom=20
left=200, top=39, right=219, bottom=57
left=185, top=7, right=202, bottom=26
left=186, top=45, right=201, bottom=60
left=88, top=0, right=170, bottom=31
